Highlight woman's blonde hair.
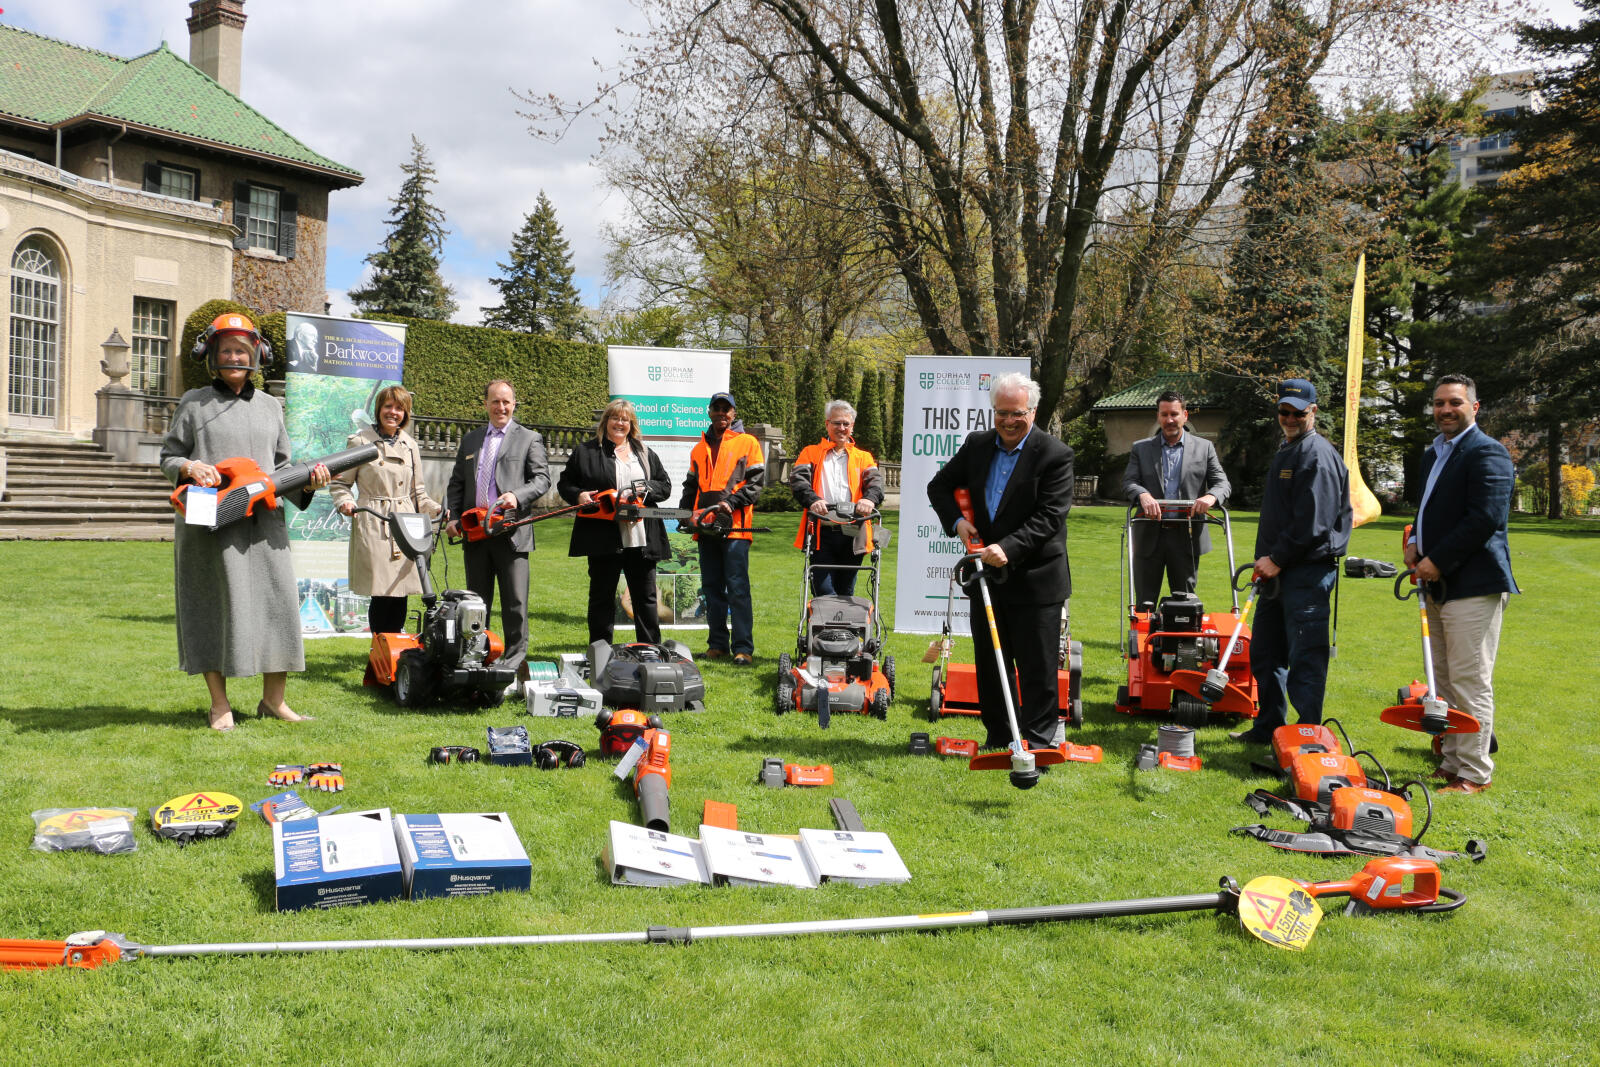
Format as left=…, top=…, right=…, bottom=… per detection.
left=371, top=385, right=415, bottom=431
left=597, top=398, right=645, bottom=449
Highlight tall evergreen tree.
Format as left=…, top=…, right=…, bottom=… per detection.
left=1450, top=7, right=1600, bottom=517
left=830, top=360, right=859, bottom=415
left=349, top=137, right=457, bottom=321
left=482, top=191, right=588, bottom=339
left=887, top=362, right=904, bottom=461
left=855, top=368, right=886, bottom=458
left=793, top=349, right=830, bottom=447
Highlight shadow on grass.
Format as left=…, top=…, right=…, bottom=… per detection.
left=0, top=704, right=210, bottom=733
left=109, top=611, right=177, bottom=625
left=242, top=867, right=278, bottom=912
left=723, top=733, right=924, bottom=760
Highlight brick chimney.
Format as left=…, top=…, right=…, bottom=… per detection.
left=186, top=0, right=247, bottom=95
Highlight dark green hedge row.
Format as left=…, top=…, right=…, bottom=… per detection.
left=729, top=353, right=795, bottom=441
left=384, top=316, right=610, bottom=424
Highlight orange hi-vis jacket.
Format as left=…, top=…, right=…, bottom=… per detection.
left=678, top=428, right=766, bottom=541
left=789, top=437, right=883, bottom=551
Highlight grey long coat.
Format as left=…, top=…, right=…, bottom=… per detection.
left=160, top=383, right=310, bottom=677
left=327, top=426, right=440, bottom=596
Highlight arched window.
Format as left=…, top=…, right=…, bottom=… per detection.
left=8, top=236, right=62, bottom=426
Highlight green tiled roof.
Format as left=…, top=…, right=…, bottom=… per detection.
left=0, top=26, right=359, bottom=182
left=1092, top=372, right=1222, bottom=411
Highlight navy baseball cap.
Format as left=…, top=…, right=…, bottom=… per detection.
left=1277, top=379, right=1317, bottom=410
left=709, top=391, right=736, bottom=409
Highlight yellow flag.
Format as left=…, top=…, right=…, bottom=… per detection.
left=1344, top=254, right=1382, bottom=528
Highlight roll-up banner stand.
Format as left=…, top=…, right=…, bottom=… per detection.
left=283, top=313, right=406, bottom=637
left=606, top=346, right=731, bottom=630
left=892, top=356, right=1030, bottom=636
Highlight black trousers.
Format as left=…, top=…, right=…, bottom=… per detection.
left=967, top=593, right=1062, bottom=749
left=368, top=595, right=409, bottom=634
left=587, top=548, right=661, bottom=646
left=463, top=538, right=529, bottom=673
left=1132, top=526, right=1202, bottom=607
left=810, top=524, right=865, bottom=597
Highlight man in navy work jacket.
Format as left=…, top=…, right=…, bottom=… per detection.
left=928, top=372, right=1074, bottom=750
left=1404, top=374, right=1518, bottom=794
left=1232, top=379, right=1352, bottom=744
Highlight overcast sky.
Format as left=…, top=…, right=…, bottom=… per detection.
left=7, top=0, right=1585, bottom=326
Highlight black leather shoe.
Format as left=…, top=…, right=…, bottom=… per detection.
left=1228, top=729, right=1272, bottom=744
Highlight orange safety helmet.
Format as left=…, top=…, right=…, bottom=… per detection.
left=192, top=312, right=270, bottom=375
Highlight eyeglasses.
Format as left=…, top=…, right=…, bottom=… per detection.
left=993, top=409, right=1031, bottom=420
left=1277, top=408, right=1308, bottom=419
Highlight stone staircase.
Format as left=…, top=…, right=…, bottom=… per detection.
left=0, top=435, right=173, bottom=540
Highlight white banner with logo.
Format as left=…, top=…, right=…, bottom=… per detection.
left=892, top=356, right=1030, bottom=636
left=607, top=346, right=730, bottom=630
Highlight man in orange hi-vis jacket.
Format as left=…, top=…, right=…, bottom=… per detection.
left=789, top=399, right=884, bottom=597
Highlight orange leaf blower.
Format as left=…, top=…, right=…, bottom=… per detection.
left=169, top=443, right=379, bottom=531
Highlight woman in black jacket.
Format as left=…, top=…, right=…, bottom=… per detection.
left=558, top=398, right=672, bottom=645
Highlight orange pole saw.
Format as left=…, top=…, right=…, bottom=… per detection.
left=169, top=442, right=379, bottom=531
left=0, top=856, right=1461, bottom=969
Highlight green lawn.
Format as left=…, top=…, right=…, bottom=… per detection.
left=0, top=507, right=1595, bottom=1065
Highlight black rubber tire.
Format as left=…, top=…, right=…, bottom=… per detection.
left=776, top=653, right=794, bottom=714
left=884, top=654, right=897, bottom=697
left=871, top=687, right=890, bottom=720
left=929, top=684, right=943, bottom=721
left=1171, top=691, right=1209, bottom=729
left=477, top=685, right=506, bottom=709
left=394, top=649, right=433, bottom=708
left=1115, top=684, right=1130, bottom=709
left=1127, top=628, right=1139, bottom=659
left=1068, top=698, right=1084, bottom=729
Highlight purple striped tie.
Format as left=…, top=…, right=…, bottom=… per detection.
left=476, top=427, right=503, bottom=509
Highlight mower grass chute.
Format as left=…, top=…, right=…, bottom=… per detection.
left=1114, top=502, right=1259, bottom=728
left=776, top=507, right=894, bottom=728
left=358, top=508, right=515, bottom=708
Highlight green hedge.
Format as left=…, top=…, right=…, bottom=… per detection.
left=384, top=316, right=609, bottom=424
left=730, top=352, right=794, bottom=439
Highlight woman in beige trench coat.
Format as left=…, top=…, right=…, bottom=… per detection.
left=329, top=385, right=441, bottom=633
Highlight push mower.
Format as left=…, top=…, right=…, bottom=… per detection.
left=358, top=508, right=516, bottom=708
left=776, top=505, right=894, bottom=728
left=1233, top=719, right=1485, bottom=864
left=589, top=639, right=706, bottom=712
left=1114, top=501, right=1258, bottom=728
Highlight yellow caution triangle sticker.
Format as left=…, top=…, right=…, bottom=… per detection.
left=153, top=792, right=243, bottom=826
left=1238, top=876, right=1322, bottom=951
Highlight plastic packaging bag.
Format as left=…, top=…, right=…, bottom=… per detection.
left=31, top=807, right=138, bottom=854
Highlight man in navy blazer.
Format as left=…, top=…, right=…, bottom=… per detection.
left=1121, top=390, right=1231, bottom=605
left=446, top=379, right=551, bottom=693
left=928, top=372, right=1074, bottom=749
left=1405, top=374, right=1518, bottom=794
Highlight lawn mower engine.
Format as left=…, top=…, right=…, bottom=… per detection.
left=589, top=640, right=706, bottom=712
left=1150, top=592, right=1218, bottom=675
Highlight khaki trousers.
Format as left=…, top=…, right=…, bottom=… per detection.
left=1428, top=592, right=1507, bottom=785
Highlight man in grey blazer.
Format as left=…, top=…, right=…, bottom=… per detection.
left=446, top=379, right=550, bottom=691
left=1121, top=390, right=1231, bottom=606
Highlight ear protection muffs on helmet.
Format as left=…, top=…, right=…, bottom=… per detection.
left=535, top=740, right=586, bottom=770
left=192, top=312, right=271, bottom=375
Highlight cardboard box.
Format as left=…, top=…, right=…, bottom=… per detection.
left=393, top=812, right=532, bottom=900
left=525, top=671, right=603, bottom=719
left=273, top=808, right=404, bottom=912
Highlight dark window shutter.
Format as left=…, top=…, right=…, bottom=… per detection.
left=232, top=181, right=251, bottom=249
left=143, top=162, right=162, bottom=193
left=278, top=192, right=298, bottom=259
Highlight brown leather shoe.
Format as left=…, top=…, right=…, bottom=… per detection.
left=1430, top=766, right=1456, bottom=781
left=732, top=653, right=754, bottom=666
left=1438, top=777, right=1491, bottom=794
left=704, top=648, right=727, bottom=660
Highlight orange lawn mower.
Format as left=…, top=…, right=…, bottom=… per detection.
left=776, top=505, right=894, bottom=728
left=926, top=491, right=1085, bottom=732
left=357, top=507, right=517, bottom=708
left=1115, top=502, right=1259, bottom=728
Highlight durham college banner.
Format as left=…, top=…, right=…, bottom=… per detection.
left=607, top=345, right=731, bottom=630
left=892, top=356, right=1030, bottom=636
left=282, top=313, right=406, bottom=637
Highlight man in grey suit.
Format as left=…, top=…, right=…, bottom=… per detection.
left=1121, top=390, right=1231, bottom=606
left=446, top=379, right=550, bottom=693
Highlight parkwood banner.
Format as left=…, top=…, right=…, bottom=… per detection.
left=608, top=345, right=730, bottom=629
left=892, top=355, right=1030, bottom=636
left=283, top=313, right=406, bottom=637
